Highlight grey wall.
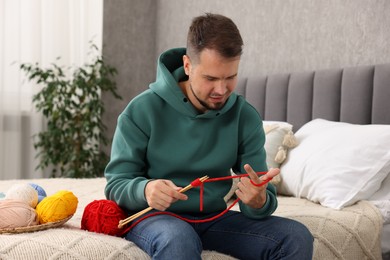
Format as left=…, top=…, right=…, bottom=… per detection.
left=102, top=0, right=156, bottom=154
left=155, top=0, right=390, bottom=75
left=102, top=0, right=390, bottom=153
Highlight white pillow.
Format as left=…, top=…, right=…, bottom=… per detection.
left=224, top=121, right=297, bottom=201
left=263, top=121, right=298, bottom=187
left=263, top=121, right=297, bottom=169
left=279, top=119, right=390, bottom=209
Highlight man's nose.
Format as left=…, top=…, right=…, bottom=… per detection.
left=214, top=80, right=227, bottom=95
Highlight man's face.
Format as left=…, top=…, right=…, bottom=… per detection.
left=183, top=48, right=240, bottom=112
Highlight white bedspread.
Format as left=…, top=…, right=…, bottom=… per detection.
left=272, top=196, right=383, bottom=259
left=0, top=178, right=384, bottom=260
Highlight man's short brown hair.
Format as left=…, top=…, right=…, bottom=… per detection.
left=186, top=13, right=243, bottom=63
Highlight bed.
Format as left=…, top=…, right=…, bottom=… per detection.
left=235, top=62, right=390, bottom=260
left=1, top=63, right=389, bottom=260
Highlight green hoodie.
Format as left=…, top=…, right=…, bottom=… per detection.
left=104, top=48, right=277, bottom=219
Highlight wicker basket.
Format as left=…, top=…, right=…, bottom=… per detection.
left=0, top=215, right=73, bottom=234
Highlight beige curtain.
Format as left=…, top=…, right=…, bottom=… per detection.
left=0, top=0, right=103, bottom=180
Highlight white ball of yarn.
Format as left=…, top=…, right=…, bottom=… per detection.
left=5, top=183, right=38, bottom=208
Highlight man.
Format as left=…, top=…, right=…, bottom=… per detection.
left=105, top=13, right=313, bottom=259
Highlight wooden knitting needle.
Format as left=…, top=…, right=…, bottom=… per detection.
left=118, top=175, right=209, bottom=229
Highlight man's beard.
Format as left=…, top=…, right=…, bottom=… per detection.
left=189, top=84, right=224, bottom=111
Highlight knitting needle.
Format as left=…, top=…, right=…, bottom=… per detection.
left=118, top=175, right=209, bottom=229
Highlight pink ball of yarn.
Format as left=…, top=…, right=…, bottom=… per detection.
left=5, top=183, right=38, bottom=208
left=0, top=199, right=38, bottom=228
left=81, top=199, right=127, bottom=236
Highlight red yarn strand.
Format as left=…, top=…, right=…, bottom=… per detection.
left=190, top=178, right=203, bottom=187
left=122, top=172, right=271, bottom=232
left=123, top=198, right=241, bottom=234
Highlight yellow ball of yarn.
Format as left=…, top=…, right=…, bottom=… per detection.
left=36, top=190, right=78, bottom=224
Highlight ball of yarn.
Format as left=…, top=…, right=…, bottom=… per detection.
left=5, top=183, right=38, bottom=208
left=29, top=183, right=47, bottom=203
left=36, top=190, right=78, bottom=224
left=0, top=199, right=38, bottom=228
left=0, top=192, right=5, bottom=200
left=81, top=199, right=127, bottom=236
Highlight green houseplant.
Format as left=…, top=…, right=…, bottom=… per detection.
left=20, top=45, right=121, bottom=178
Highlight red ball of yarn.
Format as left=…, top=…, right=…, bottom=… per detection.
left=81, top=199, right=127, bottom=236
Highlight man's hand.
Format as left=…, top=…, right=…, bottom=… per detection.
left=145, top=179, right=188, bottom=211
left=235, top=164, right=280, bottom=209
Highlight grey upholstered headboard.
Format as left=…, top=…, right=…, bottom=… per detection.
left=236, top=63, right=390, bottom=131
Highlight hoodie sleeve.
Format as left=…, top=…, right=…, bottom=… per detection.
left=234, top=104, right=278, bottom=219
left=104, top=112, right=150, bottom=212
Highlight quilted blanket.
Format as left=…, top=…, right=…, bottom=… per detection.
left=0, top=178, right=383, bottom=260
left=272, top=197, right=383, bottom=260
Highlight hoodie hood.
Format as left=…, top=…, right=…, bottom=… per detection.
left=149, top=48, right=237, bottom=119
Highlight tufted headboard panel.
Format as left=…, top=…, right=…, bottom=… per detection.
left=236, top=63, right=390, bottom=131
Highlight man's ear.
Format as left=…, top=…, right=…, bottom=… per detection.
left=183, top=55, right=191, bottom=76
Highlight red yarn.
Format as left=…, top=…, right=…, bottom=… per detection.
left=198, top=172, right=268, bottom=211
left=82, top=172, right=272, bottom=236
left=125, top=172, right=271, bottom=231
left=81, top=199, right=127, bottom=236
left=127, top=198, right=241, bottom=231
left=190, top=178, right=203, bottom=187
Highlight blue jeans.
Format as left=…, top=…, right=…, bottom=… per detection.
left=125, top=210, right=313, bottom=260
